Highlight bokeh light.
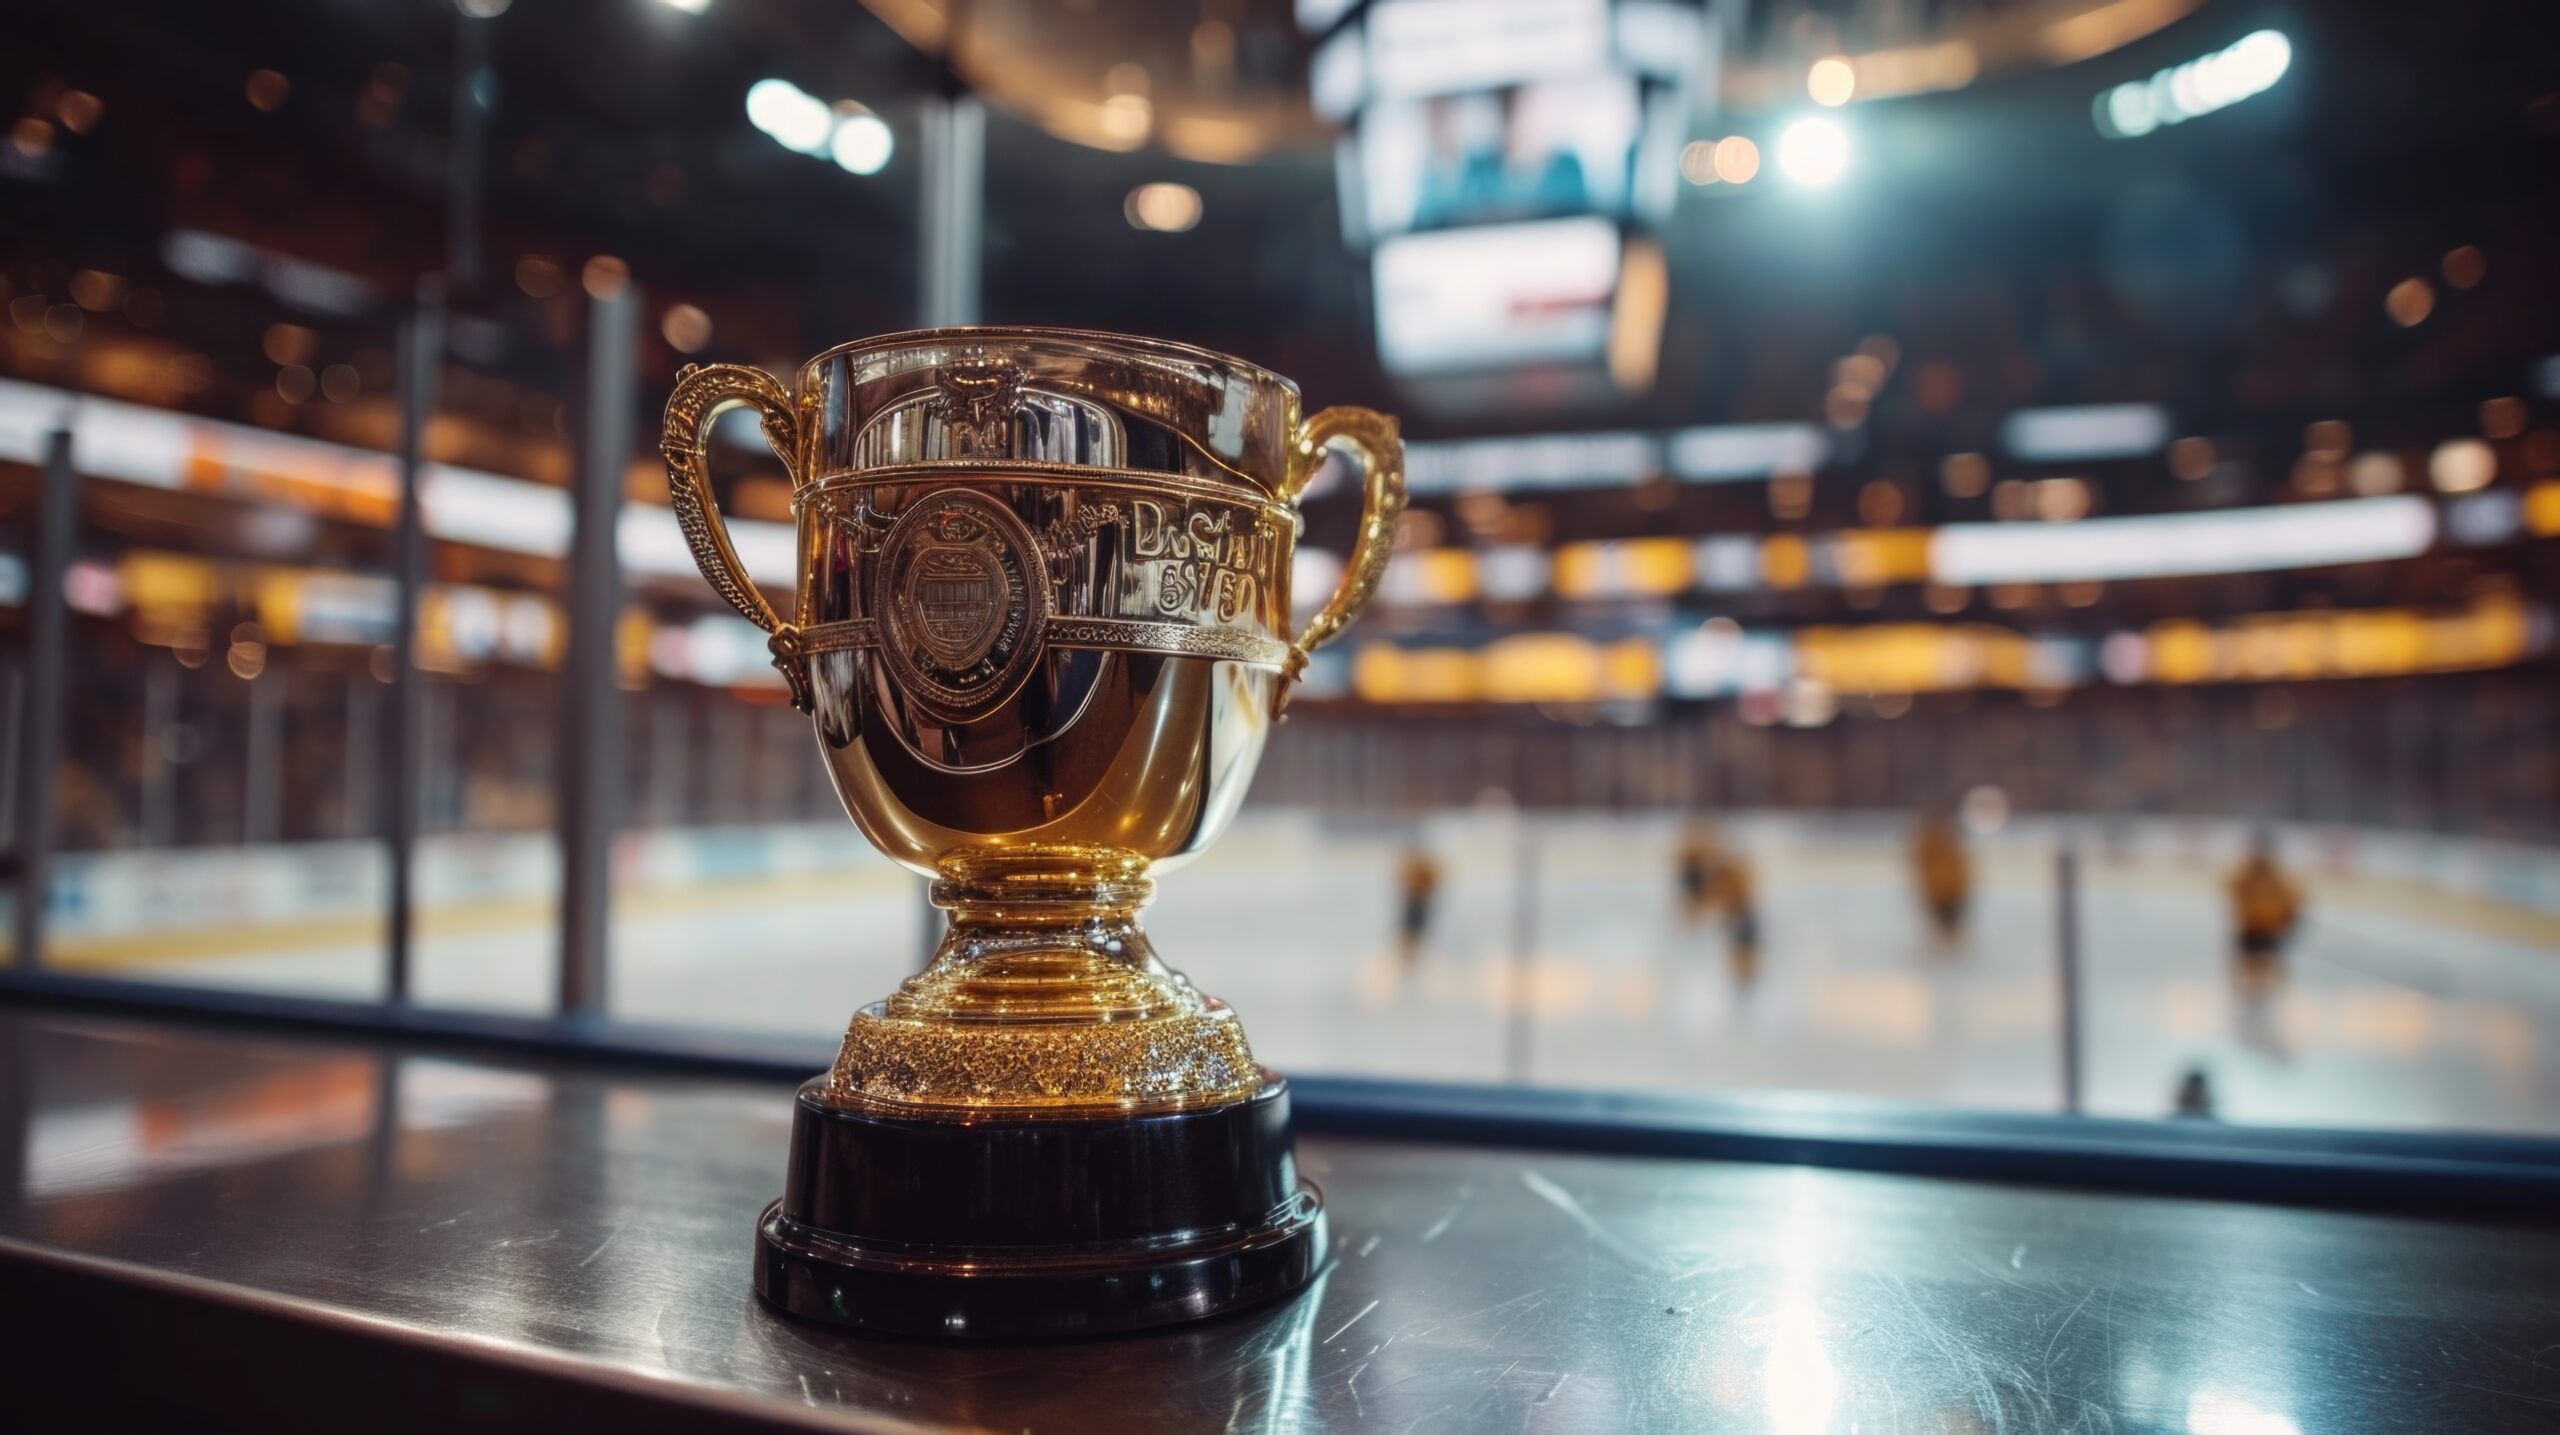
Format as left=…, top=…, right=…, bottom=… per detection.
left=1713, top=136, right=1761, bottom=184
left=581, top=254, right=631, bottom=300
left=1125, top=182, right=1203, bottom=233
left=2385, top=277, right=2434, bottom=327
left=2429, top=439, right=2496, bottom=494
left=515, top=253, right=563, bottom=298
left=1807, top=57, right=1856, bottom=107
left=1776, top=117, right=1850, bottom=186
left=244, top=69, right=291, bottom=112
left=660, top=303, right=713, bottom=353
left=830, top=111, right=893, bottom=175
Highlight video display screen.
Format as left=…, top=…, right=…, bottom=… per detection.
left=1371, top=215, right=1622, bottom=374
left=1355, top=73, right=1644, bottom=238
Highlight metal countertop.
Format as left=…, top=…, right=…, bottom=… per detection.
left=4, top=1008, right=2557, bottom=1431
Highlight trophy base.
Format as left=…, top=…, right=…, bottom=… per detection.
left=753, top=1075, right=1326, bottom=1340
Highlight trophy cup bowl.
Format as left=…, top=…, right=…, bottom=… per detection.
left=661, top=327, right=1402, bottom=1339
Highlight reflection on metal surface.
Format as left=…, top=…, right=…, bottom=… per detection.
left=660, top=328, right=1404, bottom=1116
left=2187, top=1389, right=2304, bottom=1435
left=1765, top=1168, right=1841, bottom=1434
left=22, top=1048, right=548, bottom=1199
left=8, top=1013, right=2560, bottom=1429
left=26, top=1058, right=377, bottom=1198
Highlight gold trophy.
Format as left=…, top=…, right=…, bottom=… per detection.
left=661, top=327, right=1402, bottom=1338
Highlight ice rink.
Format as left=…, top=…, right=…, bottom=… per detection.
left=51, top=809, right=2560, bottom=1138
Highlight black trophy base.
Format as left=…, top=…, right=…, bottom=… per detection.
left=753, top=1074, right=1326, bottom=1340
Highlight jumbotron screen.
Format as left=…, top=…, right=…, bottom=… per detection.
left=1309, top=0, right=1700, bottom=381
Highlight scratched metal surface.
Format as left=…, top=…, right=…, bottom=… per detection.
left=5, top=1010, right=2559, bottom=1432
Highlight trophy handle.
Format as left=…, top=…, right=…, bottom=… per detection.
left=661, top=362, right=815, bottom=711
left=1281, top=406, right=1406, bottom=698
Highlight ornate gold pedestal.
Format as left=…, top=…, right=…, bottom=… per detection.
left=827, top=846, right=1261, bottom=1115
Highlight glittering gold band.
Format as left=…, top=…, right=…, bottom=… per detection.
left=798, top=460, right=1295, bottom=524
left=798, top=619, right=877, bottom=654
left=1047, top=618, right=1291, bottom=667
left=792, top=615, right=1288, bottom=668
left=827, top=1002, right=1262, bottom=1117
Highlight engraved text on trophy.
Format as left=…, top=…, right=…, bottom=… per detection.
left=1126, top=498, right=1279, bottom=624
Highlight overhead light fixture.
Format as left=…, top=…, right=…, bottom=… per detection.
left=1404, top=431, right=1659, bottom=494
left=1096, top=93, right=1152, bottom=148
left=660, top=303, right=713, bottom=354
left=2429, top=439, right=2496, bottom=495
left=1668, top=423, right=1831, bottom=480
left=1775, top=117, right=1850, bottom=187
left=2002, top=403, right=2170, bottom=460
left=1713, top=136, right=1760, bottom=184
left=1931, top=496, right=2435, bottom=585
left=746, top=79, right=832, bottom=155
left=1806, top=57, right=1855, bottom=107
left=655, top=0, right=712, bottom=11
left=830, top=110, right=893, bottom=175
left=748, top=79, right=892, bottom=175
left=1124, top=182, right=1203, bottom=232
left=2093, top=30, right=2289, bottom=139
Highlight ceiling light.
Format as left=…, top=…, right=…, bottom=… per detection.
left=1807, top=57, right=1855, bottom=107
left=2429, top=439, right=2495, bottom=494
left=1125, top=182, right=1203, bottom=233
left=746, top=78, right=832, bottom=156
left=1775, top=117, right=1849, bottom=187
left=830, top=112, right=893, bottom=175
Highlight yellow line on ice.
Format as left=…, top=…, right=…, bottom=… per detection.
left=36, top=868, right=906, bottom=972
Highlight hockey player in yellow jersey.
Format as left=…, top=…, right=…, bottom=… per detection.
left=1911, top=806, right=1970, bottom=941
left=2228, top=828, right=2302, bottom=973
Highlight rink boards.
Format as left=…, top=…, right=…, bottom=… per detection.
left=10, top=808, right=2557, bottom=1137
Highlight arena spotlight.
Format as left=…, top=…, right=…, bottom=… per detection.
left=749, top=79, right=893, bottom=175
left=746, top=79, right=832, bottom=155
left=1775, top=117, right=1850, bottom=187
left=829, top=110, right=894, bottom=176
left=2094, top=30, right=2290, bottom=139
left=1125, top=182, right=1204, bottom=232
